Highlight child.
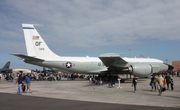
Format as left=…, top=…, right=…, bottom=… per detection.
left=170, top=78, right=174, bottom=90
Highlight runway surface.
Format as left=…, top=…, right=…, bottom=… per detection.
left=0, top=76, right=180, bottom=110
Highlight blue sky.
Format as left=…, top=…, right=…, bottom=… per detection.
left=0, top=0, right=180, bottom=70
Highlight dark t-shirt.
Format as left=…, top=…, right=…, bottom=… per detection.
left=18, top=78, right=22, bottom=84
left=165, top=75, right=171, bottom=83
left=151, top=77, right=155, bottom=83
left=165, top=75, right=170, bottom=79
left=133, top=78, right=137, bottom=84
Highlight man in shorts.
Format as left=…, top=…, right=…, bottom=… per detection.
left=25, top=75, right=32, bottom=93
left=156, top=74, right=164, bottom=96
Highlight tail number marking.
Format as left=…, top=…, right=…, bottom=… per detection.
left=35, top=41, right=42, bottom=46
left=35, top=41, right=44, bottom=50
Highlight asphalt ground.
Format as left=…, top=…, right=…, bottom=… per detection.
left=0, top=76, right=180, bottom=110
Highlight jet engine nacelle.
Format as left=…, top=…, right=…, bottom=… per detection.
left=150, top=63, right=169, bottom=73
left=128, top=64, right=152, bottom=77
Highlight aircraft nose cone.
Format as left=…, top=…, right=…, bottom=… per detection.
left=168, top=65, right=174, bottom=70
left=164, top=63, right=174, bottom=70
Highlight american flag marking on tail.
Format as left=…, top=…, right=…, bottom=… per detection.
left=32, top=36, right=39, bottom=40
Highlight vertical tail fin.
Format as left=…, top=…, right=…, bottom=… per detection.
left=2, top=61, right=10, bottom=69
left=22, top=24, right=59, bottom=58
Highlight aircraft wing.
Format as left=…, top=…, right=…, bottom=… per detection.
left=11, top=54, right=44, bottom=62
left=99, top=53, right=127, bottom=67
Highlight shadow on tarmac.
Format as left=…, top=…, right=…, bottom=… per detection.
left=0, top=93, right=179, bottom=110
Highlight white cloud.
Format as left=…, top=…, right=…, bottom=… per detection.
left=0, top=0, right=180, bottom=55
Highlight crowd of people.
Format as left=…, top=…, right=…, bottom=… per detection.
left=148, top=73, right=174, bottom=96
left=88, top=72, right=176, bottom=96
left=88, top=74, right=119, bottom=87
left=0, top=71, right=178, bottom=96
left=0, top=72, right=86, bottom=82
left=14, top=74, right=32, bottom=95
left=1, top=72, right=85, bottom=95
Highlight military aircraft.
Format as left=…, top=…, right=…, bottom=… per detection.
left=0, top=61, right=12, bottom=73
left=12, top=24, right=174, bottom=77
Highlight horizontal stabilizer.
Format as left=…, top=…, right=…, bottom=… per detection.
left=11, top=53, right=44, bottom=62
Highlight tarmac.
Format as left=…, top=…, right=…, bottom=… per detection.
left=0, top=76, right=180, bottom=110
